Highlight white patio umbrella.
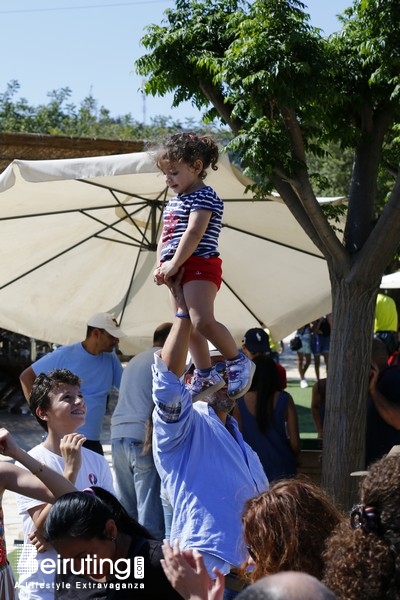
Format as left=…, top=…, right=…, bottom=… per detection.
left=381, top=272, right=400, bottom=289
left=0, top=151, right=337, bottom=354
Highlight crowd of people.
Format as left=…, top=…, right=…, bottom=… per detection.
left=1, top=288, right=399, bottom=599
left=1, top=133, right=400, bottom=600
left=293, top=315, right=332, bottom=390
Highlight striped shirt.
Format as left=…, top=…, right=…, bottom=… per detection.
left=160, top=186, right=223, bottom=261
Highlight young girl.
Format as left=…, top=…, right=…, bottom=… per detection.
left=153, top=132, right=255, bottom=400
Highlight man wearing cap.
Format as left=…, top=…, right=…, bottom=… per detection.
left=242, top=327, right=287, bottom=389
left=152, top=271, right=267, bottom=597
left=20, top=313, right=124, bottom=455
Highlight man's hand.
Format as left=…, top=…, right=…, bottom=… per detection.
left=153, top=266, right=165, bottom=286
left=165, top=267, right=189, bottom=316
left=159, top=260, right=180, bottom=282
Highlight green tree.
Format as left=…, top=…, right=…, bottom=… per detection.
left=0, top=80, right=227, bottom=142
left=136, top=0, right=400, bottom=508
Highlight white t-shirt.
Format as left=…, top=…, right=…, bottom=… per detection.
left=16, top=444, right=115, bottom=600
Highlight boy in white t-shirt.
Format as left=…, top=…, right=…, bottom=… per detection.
left=16, top=368, right=115, bottom=600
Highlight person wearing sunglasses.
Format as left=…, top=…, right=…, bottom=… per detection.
left=152, top=269, right=268, bottom=600
left=240, top=478, right=343, bottom=584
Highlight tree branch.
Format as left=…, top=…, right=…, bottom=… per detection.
left=345, top=107, right=394, bottom=251
left=272, top=173, right=348, bottom=268
left=198, top=80, right=242, bottom=134
left=280, top=106, right=306, bottom=164
left=272, top=108, right=349, bottom=266
left=355, top=166, right=400, bottom=280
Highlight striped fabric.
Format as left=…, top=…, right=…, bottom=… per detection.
left=160, top=186, right=223, bottom=260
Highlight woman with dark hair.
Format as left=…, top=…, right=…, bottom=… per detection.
left=323, top=453, right=400, bottom=599
left=44, top=486, right=181, bottom=599
left=240, top=478, right=343, bottom=584
left=232, top=354, right=300, bottom=481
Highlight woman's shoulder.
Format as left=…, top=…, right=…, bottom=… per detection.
left=276, top=390, right=293, bottom=407
left=242, top=392, right=257, bottom=415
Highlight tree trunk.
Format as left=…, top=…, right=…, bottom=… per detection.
left=321, top=273, right=378, bottom=511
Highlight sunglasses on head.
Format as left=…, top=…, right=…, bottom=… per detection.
left=247, top=545, right=257, bottom=561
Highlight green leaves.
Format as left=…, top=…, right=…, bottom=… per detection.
left=0, top=78, right=228, bottom=145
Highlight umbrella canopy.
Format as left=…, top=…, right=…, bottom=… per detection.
left=0, top=151, right=337, bottom=354
left=381, top=272, right=400, bottom=289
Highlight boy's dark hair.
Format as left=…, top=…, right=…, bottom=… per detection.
left=29, top=368, right=82, bottom=432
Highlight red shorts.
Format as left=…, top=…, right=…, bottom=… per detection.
left=181, top=255, right=222, bottom=290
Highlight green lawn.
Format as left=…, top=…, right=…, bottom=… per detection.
left=7, top=547, right=20, bottom=577
left=287, top=381, right=319, bottom=447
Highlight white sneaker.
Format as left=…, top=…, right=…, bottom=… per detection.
left=300, top=378, right=308, bottom=389
left=226, top=351, right=256, bottom=399
left=190, top=368, right=225, bottom=400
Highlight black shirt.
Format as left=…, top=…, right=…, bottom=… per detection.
left=54, top=536, right=181, bottom=600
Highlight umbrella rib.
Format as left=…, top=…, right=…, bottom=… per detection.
left=0, top=236, right=95, bottom=290
left=82, top=209, right=154, bottom=248
left=0, top=211, right=155, bottom=290
left=119, top=244, right=144, bottom=323
left=0, top=200, right=154, bottom=221
left=81, top=194, right=165, bottom=249
left=101, top=184, right=168, bottom=247
left=222, top=223, right=324, bottom=259
left=221, top=277, right=264, bottom=326
left=77, top=179, right=169, bottom=203
left=95, top=235, right=146, bottom=249
left=0, top=188, right=168, bottom=291
left=118, top=193, right=169, bottom=322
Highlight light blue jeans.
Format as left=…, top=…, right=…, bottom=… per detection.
left=112, top=438, right=165, bottom=540
left=160, top=485, right=174, bottom=539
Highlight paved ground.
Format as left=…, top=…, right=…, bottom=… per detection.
left=1, top=343, right=323, bottom=559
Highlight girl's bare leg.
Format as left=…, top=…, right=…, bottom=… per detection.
left=168, top=286, right=217, bottom=371
left=188, top=327, right=211, bottom=371
left=184, top=280, right=239, bottom=361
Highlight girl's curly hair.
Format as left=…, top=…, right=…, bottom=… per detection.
left=323, top=454, right=400, bottom=599
left=155, top=132, right=219, bottom=180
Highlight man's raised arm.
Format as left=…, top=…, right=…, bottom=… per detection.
left=161, top=268, right=192, bottom=377
left=20, top=366, right=36, bottom=401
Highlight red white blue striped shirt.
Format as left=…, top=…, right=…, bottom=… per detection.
left=160, top=186, right=223, bottom=261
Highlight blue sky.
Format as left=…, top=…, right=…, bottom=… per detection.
left=1, top=0, right=351, bottom=124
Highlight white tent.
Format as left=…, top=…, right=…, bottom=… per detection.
left=0, top=151, right=337, bottom=354
left=381, top=272, right=400, bottom=289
